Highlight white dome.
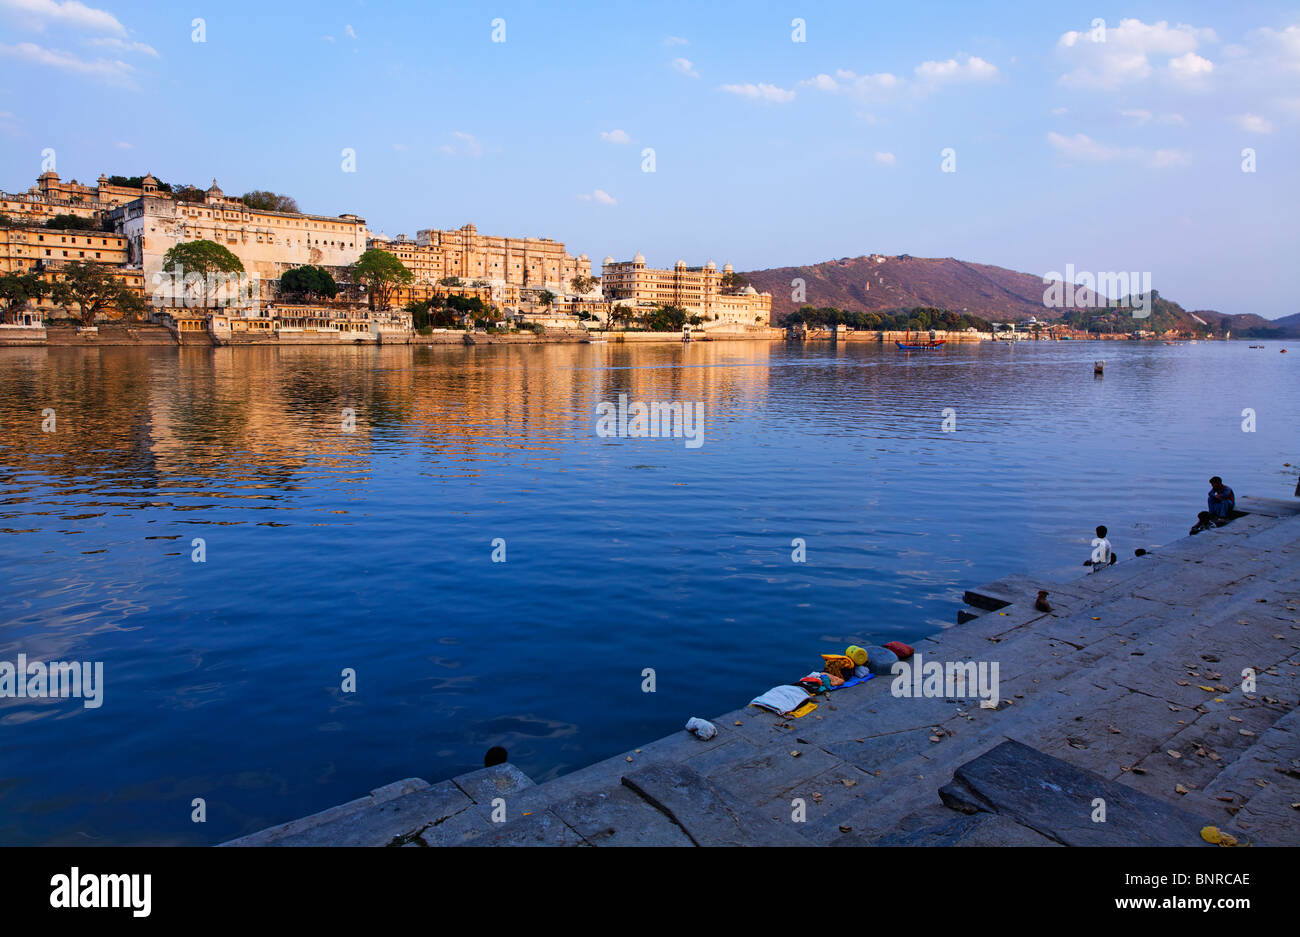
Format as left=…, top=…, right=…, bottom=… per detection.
left=722, top=263, right=734, bottom=274
left=602, top=255, right=615, bottom=265
left=633, top=251, right=645, bottom=264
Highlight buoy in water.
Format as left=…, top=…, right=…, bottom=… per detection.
left=1093, top=360, right=1105, bottom=374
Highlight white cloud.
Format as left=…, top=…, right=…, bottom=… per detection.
left=1051, top=106, right=1068, bottom=116
left=0, top=40, right=134, bottom=86
left=321, top=35, right=335, bottom=43
left=600, top=129, right=631, bottom=144
left=87, top=36, right=157, bottom=57
left=1056, top=18, right=1216, bottom=90
left=0, top=0, right=126, bottom=36
left=670, top=57, right=698, bottom=78
left=1166, top=51, right=1213, bottom=88
left=798, top=57, right=990, bottom=101
left=1120, top=108, right=1152, bottom=124
left=874, top=152, right=896, bottom=166
left=578, top=189, right=617, bottom=206
left=1047, top=131, right=1121, bottom=161
left=345, top=24, right=357, bottom=40
left=1158, top=113, right=1187, bottom=126
left=798, top=69, right=899, bottom=99
left=913, top=54, right=999, bottom=88
left=1047, top=131, right=1186, bottom=169
left=439, top=131, right=483, bottom=157
left=1249, top=25, right=1300, bottom=70
left=0, top=109, right=21, bottom=136
left=663, top=36, right=687, bottom=46
left=1234, top=113, right=1274, bottom=134
left=719, top=82, right=795, bottom=103
left=114, top=140, right=130, bottom=149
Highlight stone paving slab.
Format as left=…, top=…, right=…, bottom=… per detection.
left=861, top=805, right=1062, bottom=847
left=938, top=740, right=1216, bottom=846
left=548, top=785, right=695, bottom=847
left=621, top=763, right=813, bottom=846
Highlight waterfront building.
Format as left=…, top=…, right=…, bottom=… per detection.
left=601, top=255, right=771, bottom=328
left=0, top=224, right=143, bottom=322
left=370, top=224, right=591, bottom=306
left=0, top=171, right=140, bottom=225
left=109, top=179, right=368, bottom=288
left=0, top=225, right=129, bottom=273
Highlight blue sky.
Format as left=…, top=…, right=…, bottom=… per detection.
left=1, top=0, right=1297, bottom=317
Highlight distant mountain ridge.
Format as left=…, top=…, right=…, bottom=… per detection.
left=739, top=253, right=1296, bottom=335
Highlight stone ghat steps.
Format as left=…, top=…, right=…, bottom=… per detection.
left=222, top=504, right=1300, bottom=847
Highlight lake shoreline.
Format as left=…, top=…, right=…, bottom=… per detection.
left=224, top=495, right=1300, bottom=847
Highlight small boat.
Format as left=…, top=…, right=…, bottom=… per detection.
left=896, top=327, right=945, bottom=351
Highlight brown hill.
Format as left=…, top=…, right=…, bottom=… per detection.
left=740, top=254, right=1292, bottom=333
left=740, top=254, right=1080, bottom=323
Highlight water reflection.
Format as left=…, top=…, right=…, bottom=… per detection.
left=0, top=340, right=1295, bottom=844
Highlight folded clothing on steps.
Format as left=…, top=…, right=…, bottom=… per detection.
left=883, top=641, right=915, bottom=660
left=750, top=684, right=814, bottom=715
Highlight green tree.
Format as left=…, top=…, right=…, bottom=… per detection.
left=352, top=249, right=413, bottom=311
left=540, top=290, right=556, bottom=308
left=161, top=239, right=246, bottom=308
left=570, top=275, right=597, bottom=294
left=0, top=271, right=49, bottom=320
left=44, top=214, right=99, bottom=231
left=279, top=265, right=338, bottom=299
left=645, top=304, right=688, bottom=331
left=720, top=271, right=749, bottom=291
left=115, top=288, right=150, bottom=323
left=106, top=175, right=171, bottom=191
left=239, top=190, right=300, bottom=213
left=51, top=262, right=130, bottom=326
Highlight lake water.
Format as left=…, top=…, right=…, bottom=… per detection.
left=0, top=339, right=1295, bottom=844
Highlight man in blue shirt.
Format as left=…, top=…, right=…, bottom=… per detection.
left=1207, top=476, right=1235, bottom=521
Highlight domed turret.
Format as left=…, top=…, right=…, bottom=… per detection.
left=722, top=263, right=734, bottom=274
left=675, top=259, right=686, bottom=268
left=205, top=178, right=223, bottom=200
left=602, top=255, right=615, bottom=266
left=632, top=251, right=645, bottom=265
left=142, top=172, right=159, bottom=193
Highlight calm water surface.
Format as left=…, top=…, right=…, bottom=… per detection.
left=0, top=339, right=1296, bottom=844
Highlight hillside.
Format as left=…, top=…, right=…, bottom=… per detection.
left=740, top=254, right=1090, bottom=323
left=739, top=253, right=1297, bottom=335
